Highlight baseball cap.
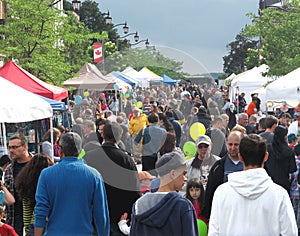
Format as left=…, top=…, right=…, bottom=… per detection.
left=156, top=151, right=186, bottom=177
left=288, top=133, right=298, bottom=143
left=196, top=135, right=211, bottom=146
left=138, top=171, right=156, bottom=181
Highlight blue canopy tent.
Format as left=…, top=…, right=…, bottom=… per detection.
left=111, top=71, right=137, bottom=87
left=161, top=74, right=176, bottom=85
left=37, top=95, right=67, bottom=111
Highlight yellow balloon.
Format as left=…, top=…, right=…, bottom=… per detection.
left=136, top=101, right=143, bottom=108
left=84, top=91, right=90, bottom=97
left=190, top=122, right=206, bottom=141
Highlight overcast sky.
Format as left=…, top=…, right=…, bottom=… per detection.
left=96, top=0, right=259, bottom=75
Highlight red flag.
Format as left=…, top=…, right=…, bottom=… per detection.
left=94, top=43, right=103, bottom=63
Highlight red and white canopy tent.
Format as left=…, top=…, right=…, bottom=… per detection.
left=0, top=60, right=68, bottom=101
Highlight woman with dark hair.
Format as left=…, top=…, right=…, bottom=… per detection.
left=15, top=154, right=54, bottom=236
left=265, top=125, right=297, bottom=193
left=158, top=113, right=174, bottom=133
left=159, top=132, right=177, bottom=157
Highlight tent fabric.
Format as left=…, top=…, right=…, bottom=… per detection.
left=0, top=60, right=68, bottom=101
left=111, top=71, right=136, bottom=87
left=122, top=67, right=143, bottom=87
left=0, top=76, right=53, bottom=123
left=64, top=62, right=115, bottom=90
left=161, top=74, right=176, bottom=85
left=105, top=73, right=132, bottom=91
left=138, top=67, right=163, bottom=82
left=229, top=65, right=271, bottom=111
left=266, top=67, right=300, bottom=107
left=224, top=73, right=236, bottom=86
left=37, top=95, right=67, bottom=111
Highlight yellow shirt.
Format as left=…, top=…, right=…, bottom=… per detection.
left=129, top=114, right=149, bottom=135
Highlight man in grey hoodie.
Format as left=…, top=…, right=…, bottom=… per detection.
left=208, top=134, right=297, bottom=236
left=130, top=151, right=198, bottom=236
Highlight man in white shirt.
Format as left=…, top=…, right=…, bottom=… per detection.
left=208, top=134, right=298, bottom=236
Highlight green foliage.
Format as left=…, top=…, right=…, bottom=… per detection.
left=223, top=31, right=258, bottom=74
left=0, top=0, right=106, bottom=86
left=243, top=0, right=300, bottom=76
left=102, top=47, right=184, bottom=77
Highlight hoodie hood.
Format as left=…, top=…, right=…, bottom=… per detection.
left=133, top=192, right=181, bottom=228
left=228, top=168, right=272, bottom=200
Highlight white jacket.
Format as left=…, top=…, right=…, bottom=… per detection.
left=209, top=168, right=298, bottom=236
left=288, top=120, right=298, bottom=136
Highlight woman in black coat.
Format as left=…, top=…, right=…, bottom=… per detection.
left=265, top=125, right=297, bottom=193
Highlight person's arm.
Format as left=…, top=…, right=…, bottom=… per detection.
left=93, top=175, right=110, bottom=236
left=279, top=190, right=298, bottom=235
left=182, top=201, right=199, bottom=236
left=118, top=213, right=130, bottom=235
left=0, top=181, right=15, bottom=205
left=34, top=172, right=49, bottom=235
left=208, top=188, right=221, bottom=236
left=134, top=129, right=143, bottom=145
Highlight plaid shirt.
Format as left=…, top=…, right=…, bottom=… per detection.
left=4, top=153, right=32, bottom=227
left=4, top=161, right=16, bottom=226
left=290, top=156, right=300, bottom=199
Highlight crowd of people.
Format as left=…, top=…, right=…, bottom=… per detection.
left=0, top=81, right=299, bottom=235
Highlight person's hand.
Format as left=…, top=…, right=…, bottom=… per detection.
left=120, top=212, right=128, bottom=222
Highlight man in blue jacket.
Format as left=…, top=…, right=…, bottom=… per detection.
left=34, top=132, right=110, bottom=236
left=130, top=151, right=199, bottom=236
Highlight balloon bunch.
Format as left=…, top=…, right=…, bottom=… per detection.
left=183, top=122, right=206, bottom=161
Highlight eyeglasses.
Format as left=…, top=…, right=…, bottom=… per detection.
left=198, top=144, right=209, bottom=149
left=8, top=145, right=22, bottom=150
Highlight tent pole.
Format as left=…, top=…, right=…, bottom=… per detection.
left=50, top=118, right=54, bottom=161
left=2, top=123, right=7, bottom=155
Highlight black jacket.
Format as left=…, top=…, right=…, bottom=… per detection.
left=84, top=142, right=141, bottom=223
left=202, top=155, right=227, bottom=220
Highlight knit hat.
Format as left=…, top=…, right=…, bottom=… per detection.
left=156, top=151, right=186, bottom=177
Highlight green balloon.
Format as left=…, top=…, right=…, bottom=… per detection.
left=197, top=219, right=208, bottom=236
left=125, top=93, right=130, bottom=98
left=183, top=141, right=197, bottom=157
left=132, top=99, right=137, bottom=104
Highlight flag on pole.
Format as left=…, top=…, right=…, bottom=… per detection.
left=94, top=43, right=103, bottom=63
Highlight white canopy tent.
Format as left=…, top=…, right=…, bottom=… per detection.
left=229, top=64, right=271, bottom=111
left=266, top=67, right=300, bottom=107
left=224, top=73, right=236, bottom=86
left=122, top=67, right=142, bottom=87
left=0, top=76, right=53, bottom=154
left=138, top=67, right=163, bottom=87
left=105, top=72, right=132, bottom=91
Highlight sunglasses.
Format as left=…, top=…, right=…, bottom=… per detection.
left=198, top=144, right=209, bottom=149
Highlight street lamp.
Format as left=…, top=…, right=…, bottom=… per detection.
left=130, top=39, right=150, bottom=47
left=72, top=0, right=81, bottom=11
left=111, top=22, right=129, bottom=34
left=102, top=11, right=112, bottom=24
left=119, top=32, right=139, bottom=42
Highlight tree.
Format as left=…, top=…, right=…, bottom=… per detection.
left=77, top=0, right=131, bottom=51
left=223, top=32, right=258, bottom=75
left=99, top=46, right=184, bottom=78
left=243, top=0, right=300, bottom=76
left=0, top=0, right=106, bottom=86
